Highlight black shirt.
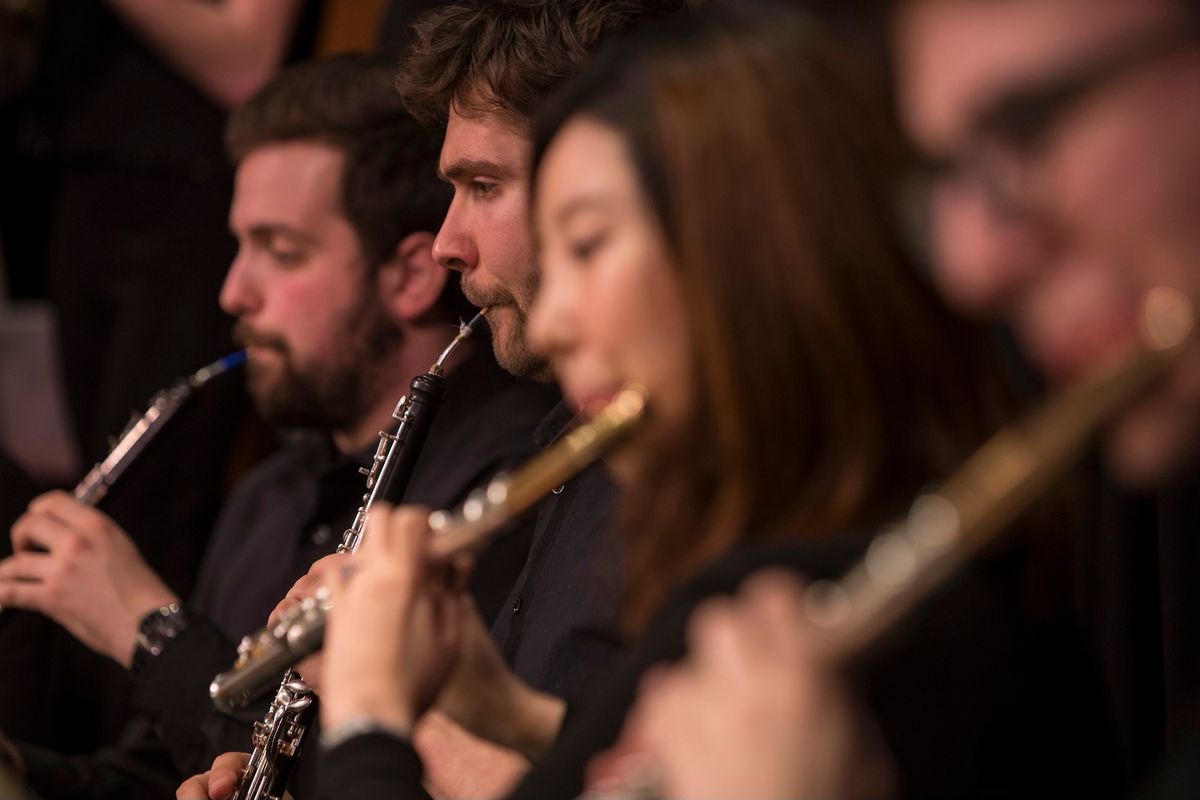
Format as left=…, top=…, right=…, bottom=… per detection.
left=490, top=402, right=626, bottom=703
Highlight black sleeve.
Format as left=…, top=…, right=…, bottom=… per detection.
left=11, top=612, right=261, bottom=800
left=316, top=733, right=430, bottom=800
left=15, top=718, right=179, bottom=800
left=129, top=611, right=258, bottom=778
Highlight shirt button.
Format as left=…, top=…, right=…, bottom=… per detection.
left=512, top=597, right=523, bottom=614
left=311, top=524, right=333, bottom=545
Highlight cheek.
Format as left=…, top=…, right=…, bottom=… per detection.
left=274, top=272, right=358, bottom=358
left=479, top=196, right=537, bottom=298
left=590, top=261, right=693, bottom=428
left=1057, top=89, right=1200, bottom=285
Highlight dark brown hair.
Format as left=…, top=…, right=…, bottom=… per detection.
left=534, top=4, right=1016, bottom=630
left=227, top=54, right=452, bottom=276
left=396, top=0, right=698, bottom=129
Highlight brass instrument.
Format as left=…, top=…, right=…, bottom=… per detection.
left=210, top=386, right=647, bottom=712
left=226, top=312, right=489, bottom=800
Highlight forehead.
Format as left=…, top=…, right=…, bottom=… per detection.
left=440, top=106, right=533, bottom=178
left=231, top=141, right=346, bottom=224
left=537, top=118, right=638, bottom=221
left=895, top=0, right=1180, bottom=149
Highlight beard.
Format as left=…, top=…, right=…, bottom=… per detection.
left=461, top=272, right=552, bottom=381
left=234, top=289, right=403, bottom=434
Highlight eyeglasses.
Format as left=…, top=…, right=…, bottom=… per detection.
left=910, top=19, right=1200, bottom=218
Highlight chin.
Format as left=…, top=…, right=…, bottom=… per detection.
left=491, top=326, right=551, bottom=381
left=1103, top=397, right=1200, bottom=488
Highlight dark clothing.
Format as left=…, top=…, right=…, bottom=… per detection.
left=317, top=536, right=1121, bottom=800
left=490, top=402, right=625, bottom=703
left=0, top=451, right=36, bottom=534
left=2, top=0, right=318, bottom=458
left=0, top=374, right=259, bottom=755
left=14, top=345, right=560, bottom=800
left=1078, top=458, right=1200, bottom=788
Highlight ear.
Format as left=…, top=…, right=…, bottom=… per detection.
left=375, top=231, right=448, bottom=323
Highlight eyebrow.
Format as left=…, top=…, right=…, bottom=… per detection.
left=554, top=194, right=614, bottom=227
left=242, top=223, right=316, bottom=246
left=439, top=158, right=513, bottom=183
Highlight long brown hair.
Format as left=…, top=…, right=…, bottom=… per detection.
left=533, top=4, right=1016, bottom=631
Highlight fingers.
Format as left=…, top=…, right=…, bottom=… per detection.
left=268, top=553, right=349, bottom=625
left=360, top=504, right=433, bottom=583
left=0, top=552, right=54, bottom=610
left=202, top=751, right=250, bottom=800
left=0, top=551, right=54, bottom=583
left=175, top=771, right=211, bottom=799
left=19, top=491, right=114, bottom=547
left=0, top=578, right=48, bottom=612
left=308, top=552, right=349, bottom=581
left=267, top=596, right=300, bottom=627
left=11, top=510, right=81, bottom=554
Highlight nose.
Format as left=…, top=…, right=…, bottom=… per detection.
left=527, top=263, right=577, bottom=364
left=927, top=182, right=1051, bottom=316
left=432, top=195, right=479, bottom=274
left=218, top=249, right=261, bottom=318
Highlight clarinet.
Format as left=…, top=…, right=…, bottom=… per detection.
left=76, top=351, right=247, bottom=505
left=223, top=311, right=488, bottom=800
left=209, top=385, right=648, bottom=709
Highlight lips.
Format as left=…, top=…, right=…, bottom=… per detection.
left=563, top=383, right=621, bottom=418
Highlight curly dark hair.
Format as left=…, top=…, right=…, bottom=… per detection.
left=396, top=0, right=700, bottom=128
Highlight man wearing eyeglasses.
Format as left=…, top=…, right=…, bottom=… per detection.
left=892, top=0, right=1200, bottom=790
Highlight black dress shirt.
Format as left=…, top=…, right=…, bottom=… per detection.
left=490, top=402, right=626, bottom=703
left=13, top=343, right=560, bottom=800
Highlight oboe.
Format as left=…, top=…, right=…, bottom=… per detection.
left=210, top=386, right=647, bottom=710
left=76, top=351, right=246, bottom=505
left=223, top=311, right=487, bottom=800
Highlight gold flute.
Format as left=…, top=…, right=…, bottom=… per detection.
left=210, top=386, right=647, bottom=711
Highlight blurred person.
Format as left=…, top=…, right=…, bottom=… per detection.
left=889, top=0, right=1200, bottom=788
left=608, top=1, right=1200, bottom=798
left=0, top=53, right=556, bottom=800
left=179, top=7, right=1121, bottom=800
